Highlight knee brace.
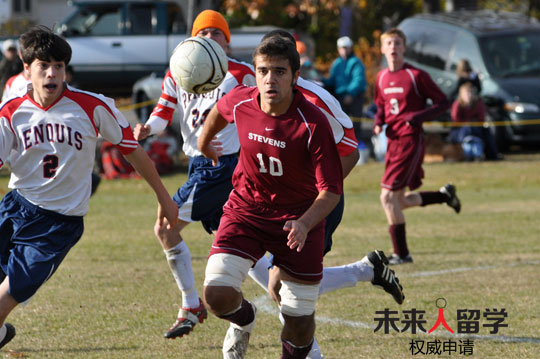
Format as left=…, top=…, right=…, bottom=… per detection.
left=279, top=280, right=320, bottom=317
left=204, top=253, right=253, bottom=292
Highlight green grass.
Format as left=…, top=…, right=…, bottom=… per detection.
left=1, top=153, right=539, bottom=358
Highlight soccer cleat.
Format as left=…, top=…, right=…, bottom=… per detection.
left=361, top=250, right=405, bottom=304
left=388, top=253, right=413, bottom=265
left=0, top=323, right=15, bottom=349
left=223, top=303, right=257, bottom=359
left=163, top=300, right=207, bottom=339
left=440, top=184, right=461, bottom=214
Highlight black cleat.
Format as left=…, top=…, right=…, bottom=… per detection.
left=0, top=323, right=15, bottom=349
left=164, top=301, right=207, bottom=339
left=440, top=184, right=461, bottom=214
left=362, top=250, right=405, bottom=304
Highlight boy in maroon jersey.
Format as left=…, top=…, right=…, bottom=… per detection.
left=198, top=36, right=343, bottom=359
left=373, top=28, right=461, bottom=265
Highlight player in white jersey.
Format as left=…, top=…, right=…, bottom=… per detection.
left=1, top=71, right=30, bottom=102
left=0, top=26, right=178, bottom=350
left=133, top=10, right=257, bottom=339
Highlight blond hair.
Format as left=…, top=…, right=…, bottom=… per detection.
left=380, top=28, right=406, bottom=46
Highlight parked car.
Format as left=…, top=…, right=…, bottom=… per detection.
left=398, top=10, right=540, bottom=149
left=55, top=1, right=268, bottom=95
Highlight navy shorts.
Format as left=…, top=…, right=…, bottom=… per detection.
left=0, top=190, right=84, bottom=303
left=173, top=154, right=237, bottom=234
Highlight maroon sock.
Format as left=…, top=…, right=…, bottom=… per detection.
left=389, top=223, right=409, bottom=257
left=281, top=339, right=313, bottom=359
left=419, top=191, right=448, bottom=206
left=218, top=299, right=255, bottom=327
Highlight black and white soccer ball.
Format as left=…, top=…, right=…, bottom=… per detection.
left=169, top=37, right=228, bottom=94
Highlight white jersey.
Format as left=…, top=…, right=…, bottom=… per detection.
left=146, top=57, right=256, bottom=157
left=296, top=77, right=358, bottom=156
left=0, top=84, right=137, bottom=216
left=2, top=72, right=31, bottom=102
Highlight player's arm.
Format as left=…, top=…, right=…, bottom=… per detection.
left=124, top=146, right=178, bottom=228
left=341, top=148, right=360, bottom=178
left=197, top=105, right=228, bottom=166
left=284, top=190, right=341, bottom=252
left=407, top=71, right=450, bottom=126
left=373, top=78, right=386, bottom=135
left=134, top=71, right=179, bottom=141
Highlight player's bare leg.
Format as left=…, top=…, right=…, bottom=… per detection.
left=156, top=218, right=207, bottom=339
left=0, top=278, right=18, bottom=349
left=204, top=285, right=256, bottom=359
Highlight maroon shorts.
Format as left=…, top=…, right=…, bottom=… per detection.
left=382, top=135, right=425, bottom=191
left=209, top=194, right=324, bottom=282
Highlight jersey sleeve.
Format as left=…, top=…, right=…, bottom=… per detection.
left=0, top=116, right=15, bottom=169
left=216, top=85, right=244, bottom=123
left=307, top=108, right=344, bottom=195
left=147, top=70, right=182, bottom=128
left=93, top=101, right=138, bottom=155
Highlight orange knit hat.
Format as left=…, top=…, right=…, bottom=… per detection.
left=191, top=10, right=231, bottom=43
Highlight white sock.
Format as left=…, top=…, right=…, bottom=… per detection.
left=248, top=255, right=270, bottom=292
left=307, top=337, right=323, bottom=359
left=164, top=241, right=199, bottom=309
left=319, top=261, right=374, bottom=296
left=0, top=325, right=6, bottom=341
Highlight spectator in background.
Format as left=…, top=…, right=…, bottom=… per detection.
left=322, top=36, right=366, bottom=119
left=0, top=39, right=24, bottom=99
left=450, top=81, right=501, bottom=161
left=296, top=40, right=320, bottom=83
left=449, top=58, right=481, bottom=101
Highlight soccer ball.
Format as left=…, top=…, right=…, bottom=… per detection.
left=169, top=37, right=228, bottom=94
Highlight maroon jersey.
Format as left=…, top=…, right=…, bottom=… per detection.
left=374, top=63, right=449, bottom=139
left=216, top=85, right=343, bottom=210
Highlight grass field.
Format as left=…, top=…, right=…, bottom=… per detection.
left=1, top=153, right=539, bottom=358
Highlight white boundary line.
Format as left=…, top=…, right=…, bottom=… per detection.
left=252, top=259, right=540, bottom=344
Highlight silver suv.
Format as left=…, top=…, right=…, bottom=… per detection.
left=398, top=10, right=540, bottom=149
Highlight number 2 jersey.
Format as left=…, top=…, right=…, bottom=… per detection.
left=0, top=85, right=137, bottom=216
left=217, top=85, right=343, bottom=210
left=146, top=58, right=256, bottom=157
left=374, top=63, right=449, bottom=139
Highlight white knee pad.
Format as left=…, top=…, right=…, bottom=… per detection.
left=279, top=280, right=320, bottom=317
left=204, top=253, right=253, bottom=292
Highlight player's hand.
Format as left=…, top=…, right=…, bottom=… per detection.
left=211, top=137, right=224, bottom=158
left=373, top=125, right=382, bottom=135
left=157, top=200, right=178, bottom=230
left=268, top=266, right=282, bottom=304
left=134, top=123, right=151, bottom=141
left=283, top=220, right=308, bottom=252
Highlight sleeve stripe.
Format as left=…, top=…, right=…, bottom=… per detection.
left=341, top=136, right=359, bottom=148
left=160, top=93, right=177, bottom=104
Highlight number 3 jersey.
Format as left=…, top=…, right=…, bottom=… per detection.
left=217, top=85, right=343, bottom=210
left=0, top=85, right=137, bottom=216
left=374, top=63, right=448, bottom=139
left=147, top=58, right=256, bottom=157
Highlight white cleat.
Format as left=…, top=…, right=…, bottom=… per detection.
left=222, top=303, right=257, bottom=359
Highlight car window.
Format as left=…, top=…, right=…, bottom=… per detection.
left=167, top=3, right=187, bottom=34
left=479, top=32, right=540, bottom=77
left=59, top=5, right=122, bottom=36
left=128, top=4, right=154, bottom=35
left=448, top=32, right=483, bottom=74
left=400, top=20, right=424, bottom=63
left=419, top=25, right=456, bottom=70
